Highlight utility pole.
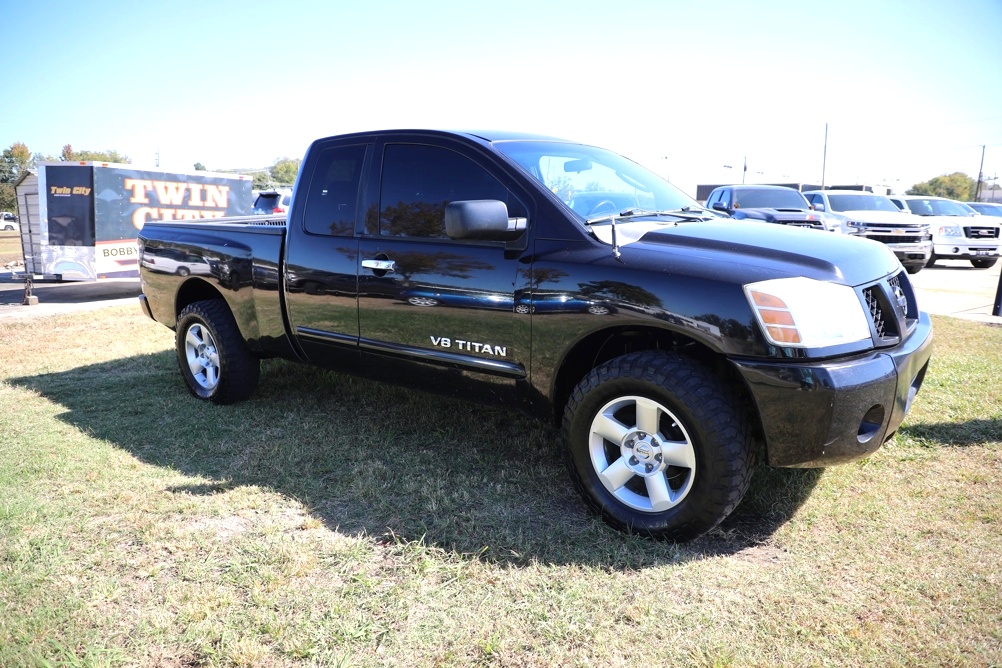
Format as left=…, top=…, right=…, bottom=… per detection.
left=742, top=156, right=747, bottom=184
left=821, top=123, right=828, bottom=188
left=975, top=144, right=985, bottom=201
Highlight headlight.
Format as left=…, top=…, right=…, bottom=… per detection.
left=744, top=277, right=871, bottom=348
left=937, top=225, right=962, bottom=237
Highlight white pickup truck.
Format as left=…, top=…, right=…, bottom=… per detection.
left=888, top=195, right=1000, bottom=269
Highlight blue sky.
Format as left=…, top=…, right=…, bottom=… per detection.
left=3, top=0, right=1000, bottom=196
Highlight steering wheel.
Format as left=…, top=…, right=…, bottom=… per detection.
left=586, top=200, right=619, bottom=217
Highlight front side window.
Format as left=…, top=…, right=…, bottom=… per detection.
left=378, top=144, right=517, bottom=238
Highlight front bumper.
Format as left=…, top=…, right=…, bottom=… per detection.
left=886, top=241, right=932, bottom=267
left=932, top=241, right=999, bottom=260
left=731, top=312, right=933, bottom=467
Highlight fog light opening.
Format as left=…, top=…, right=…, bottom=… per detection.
left=857, top=405, right=885, bottom=444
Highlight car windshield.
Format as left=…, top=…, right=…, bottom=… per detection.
left=494, top=140, right=699, bottom=220
left=903, top=198, right=972, bottom=217
left=969, top=203, right=1002, bottom=217
left=734, top=189, right=808, bottom=209
left=826, top=194, right=900, bottom=213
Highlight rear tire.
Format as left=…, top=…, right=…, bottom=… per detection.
left=971, top=258, right=997, bottom=269
left=562, top=351, right=754, bottom=541
left=176, top=300, right=260, bottom=404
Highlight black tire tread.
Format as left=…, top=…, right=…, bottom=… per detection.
left=176, top=299, right=260, bottom=404
left=562, top=351, right=754, bottom=541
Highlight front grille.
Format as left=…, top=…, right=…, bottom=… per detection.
left=867, top=235, right=926, bottom=244
left=861, top=271, right=914, bottom=344
left=964, top=226, right=1000, bottom=239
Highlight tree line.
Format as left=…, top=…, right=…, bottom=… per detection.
left=1, top=141, right=302, bottom=215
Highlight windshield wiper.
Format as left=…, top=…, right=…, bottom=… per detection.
left=586, top=206, right=716, bottom=224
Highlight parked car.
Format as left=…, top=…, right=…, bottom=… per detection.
left=140, top=247, right=212, bottom=276
left=888, top=195, right=1000, bottom=269
left=803, top=190, right=932, bottom=273
left=966, top=202, right=1002, bottom=218
left=1, top=211, right=17, bottom=230
left=252, top=188, right=293, bottom=215
left=705, top=184, right=836, bottom=231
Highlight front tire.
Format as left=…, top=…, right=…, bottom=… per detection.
left=176, top=300, right=260, bottom=404
left=971, top=258, right=997, bottom=269
left=563, top=351, right=753, bottom=541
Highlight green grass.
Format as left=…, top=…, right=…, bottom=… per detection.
left=0, top=308, right=999, bottom=666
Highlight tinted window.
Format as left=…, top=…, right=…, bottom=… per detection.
left=303, top=144, right=367, bottom=236
left=379, top=143, right=518, bottom=238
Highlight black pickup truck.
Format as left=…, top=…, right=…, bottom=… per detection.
left=138, top=129, right=933, bottom=541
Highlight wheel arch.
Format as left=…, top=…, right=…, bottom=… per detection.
left=548, top=324, right=765, bottom=453
left=174, top=278, right=227, bottom=324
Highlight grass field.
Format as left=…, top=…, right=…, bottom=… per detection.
left=0, top=229, right=22, bottom=266
left=0, top=306, right=999, bottom=666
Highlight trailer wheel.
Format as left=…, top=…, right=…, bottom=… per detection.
left=562, top=351, right=754, bottom=541
left=176, top=300, right=259, bottom=404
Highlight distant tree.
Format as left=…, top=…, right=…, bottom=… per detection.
left=251, top=172, right=271, bottom=190
left=1, top=142, right=32, bottom=183
left=60, top=144, right=131, bottom=163
left=194, top=162, right=207, bottom=171
left=1, top=141, right=33, bottom=212
left=270, top=157, right=301, bottom=186
left=907, top=173, right=976, bottom=201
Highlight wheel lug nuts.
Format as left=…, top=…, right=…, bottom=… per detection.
left=629, top=456, right=639, bottom=466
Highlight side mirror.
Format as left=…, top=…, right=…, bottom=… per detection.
left=445, top=200, right=526, bottom=241
left=813, top=202, right=826, bottom=212
left=711, top=202, right=728, bottom=212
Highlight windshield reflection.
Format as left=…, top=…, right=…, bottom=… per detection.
left=494, top=140, right=699, bottom=220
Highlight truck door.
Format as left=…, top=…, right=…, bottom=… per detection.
left=284, top=141, right=371, bottom=370
left=356, top=139, right=532, bottom=405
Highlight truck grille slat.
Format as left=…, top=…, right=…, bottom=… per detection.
left=862, top=272, right=912, bottom=344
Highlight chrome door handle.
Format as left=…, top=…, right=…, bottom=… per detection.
left=362, top=259, right=396, bottom=273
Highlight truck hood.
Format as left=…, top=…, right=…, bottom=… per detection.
left=590, top=219, right=900, bottom=286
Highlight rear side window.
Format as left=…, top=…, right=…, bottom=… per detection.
left=377, top=144, right=520, bottom=238
left=303, top=144, right=367, bottom=236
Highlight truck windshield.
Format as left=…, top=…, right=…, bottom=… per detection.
left=494, top=140, right=699, bottom=220
left=903, top=198, right=972, bottom=217
left=826, top=194, right=900, bottom=213
left=735, top=189, right=809, bottom=209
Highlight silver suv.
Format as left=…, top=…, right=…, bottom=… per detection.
left=803, top=190, right=932, bottom=274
